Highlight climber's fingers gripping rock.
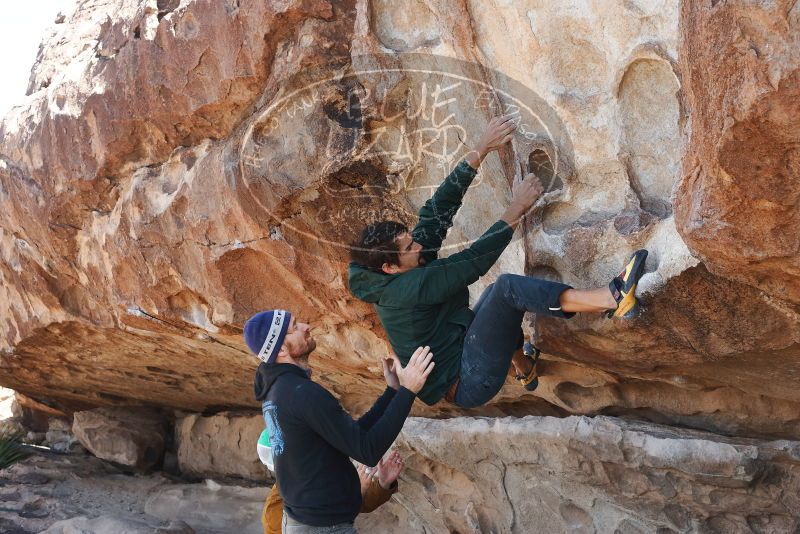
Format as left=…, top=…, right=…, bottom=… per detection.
left=477, top=114, right=518, bottom=153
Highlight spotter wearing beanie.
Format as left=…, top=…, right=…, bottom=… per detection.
left=243, top=309, right=293, bottom=364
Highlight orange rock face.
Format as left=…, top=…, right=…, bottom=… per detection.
left=0, top=0, right=798, bottom=441
left=0, top=0, right=360, bottom=412
left=676, top=0, right=800, bottom=303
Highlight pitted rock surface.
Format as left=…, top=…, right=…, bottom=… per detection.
left=356, top=416, right=800, bottom=533
left=0, top=0, right=798, bottom=442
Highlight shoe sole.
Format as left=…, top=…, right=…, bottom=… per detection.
left=612, top=250, right=648, bottom=318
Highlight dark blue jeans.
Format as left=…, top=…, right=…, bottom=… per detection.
left=453, top=274, right=574, bottom=408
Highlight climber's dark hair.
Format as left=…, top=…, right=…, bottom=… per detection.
left=350, top=221, right=408, bottom=273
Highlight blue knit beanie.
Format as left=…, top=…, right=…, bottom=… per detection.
left=244, top=310, right=293, bottom=364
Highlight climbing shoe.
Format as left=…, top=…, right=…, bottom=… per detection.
left=515, top=341, right=540, bottom=391
left=605, top=249, right=648, bottom=319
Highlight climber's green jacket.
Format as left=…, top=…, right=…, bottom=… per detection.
left=348, top=160, right=514, bottom=405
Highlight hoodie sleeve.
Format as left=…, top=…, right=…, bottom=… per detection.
left=296, top=383, right=415, bottom=467
left=412, top=160, right=478, bottom=261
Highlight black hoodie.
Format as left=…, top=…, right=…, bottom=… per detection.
left=254, top=362, right=415, bottom=527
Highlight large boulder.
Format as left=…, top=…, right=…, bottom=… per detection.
left=44, top=417, right=83, bottom=454
left=0, top=0, right=797, bottom=444
left=72, top=407, right=168, bottom=470
left=515, top=0, right=800, bottom=439
left=357, top=416, right=800, bottom=533
left=175, top=412, right=267, bottom=481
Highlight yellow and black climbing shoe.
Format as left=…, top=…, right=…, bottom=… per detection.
left=515, top=341, right=541, bottom=391
left=605, top=249, right=648, bottom=319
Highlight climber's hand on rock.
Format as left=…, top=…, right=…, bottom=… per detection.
left=465, top=115, right=517, bottom=169
left=393, top=346, right=435, bottom=394
left=501, top=173, right=544, bottom=227
left=478, top=114, right=517, bottom=152
left=514, top=173, right=545, bottom=206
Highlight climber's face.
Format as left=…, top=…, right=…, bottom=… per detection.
left=381, top=232, right=424, bottom=274
left=277, top=315, right=316, bottom=367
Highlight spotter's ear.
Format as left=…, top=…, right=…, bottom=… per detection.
left=276, top=342, right=289, bottom=359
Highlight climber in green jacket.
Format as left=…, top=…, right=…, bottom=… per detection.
left=348, top=115, right=648, bottom=408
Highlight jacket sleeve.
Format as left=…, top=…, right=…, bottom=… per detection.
left=390, top=220, right=514, bottom=306
left=411, top=160, right=479, bottom=260
left=357, top=386, right=396, bottom=430
left=360, top=478, right=398, bottom=513
left=297, top=384, right=416, bottom=467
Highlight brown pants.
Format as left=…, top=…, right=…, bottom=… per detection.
left=262, top=480, right=397, bottom=534
left=262, top=484, right=284, bottom=534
